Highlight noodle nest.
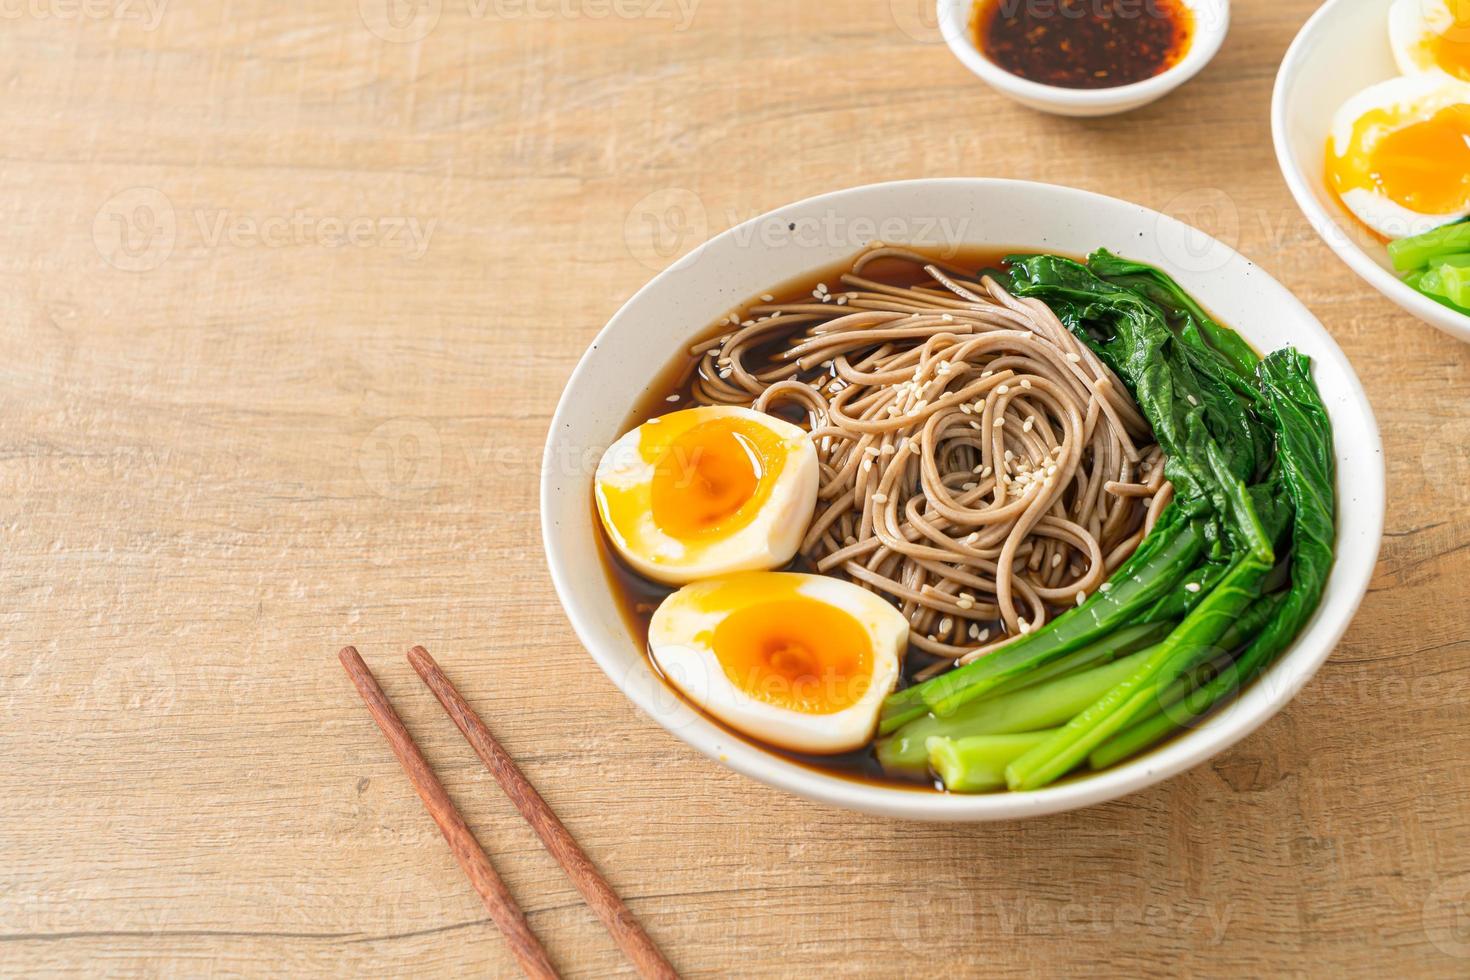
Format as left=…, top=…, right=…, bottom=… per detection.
left=686, top=248, right=1170, bottom=672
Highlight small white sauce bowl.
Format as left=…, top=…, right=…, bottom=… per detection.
left=937, top=0, right=1230, bottom=116
left=1272, top=0, right=1470, bottom=345
left=542, top=179, right=1383, bottom=821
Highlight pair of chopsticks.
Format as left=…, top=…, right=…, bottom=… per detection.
left=339, top=646, right=678, bottom=980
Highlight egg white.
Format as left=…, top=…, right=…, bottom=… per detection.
left=594, top=406, right=819, bottom=586
left=1390, top=0, right=1459, bottom=77
left=1329, top=72, right=1470, bottom=239
left=648, top=573, right=908, bottom=755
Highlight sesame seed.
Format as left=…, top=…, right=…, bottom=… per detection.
left=963, top=482, right=977, bottom=491
left=872, top=492, right=888, bottom=504
left=958, top=597, right=974, bottom=610
left=997, top=384, right=1010, bottom=395
left=1052, top=554, right=1063, bottom=567
left=1187, top=395, right=1199, bottom=406
left=1018, top=619, right=1032, bottom=634
left=981, top=466, right=993, bottom=478
left=836, top=296, right=849, bottom=305
left=976, top=628, right=990, bottom=643
left=970, top=421, right=982, bottom=430
left=968, top=623, right=981, bottom=639
left=960, top=403, right=973, bottom=414
left=1020, top=379, right=1032, bottom=389
left=1066, top=352, right=1082, bottom=363
left=1023, top=417, right=1035, bottom=432
left=1185, top=582, right=1202, bottom=593
left=993, top=418, right=1005, bottom=428
left=760, top=294, right=774, bottom=302
left=940, top=617, right=953, bottom=632
left=665, top=394, right=680, bottom=402
left=1076, top=592, right=1087, bottom=606
left=1099, top=582, right=1113, bottom=592
left=942, top=313, right=954, bottom=322
left=965, top=532, right=980, bottom=544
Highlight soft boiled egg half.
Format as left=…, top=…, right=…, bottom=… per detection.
left=1325, top=72, right=1470, bottom=239
left=1390, top=0, right=1470, bottom=81
left=594, top=406, right=819, bottom=585
left=649, top=572, right=908, bottom=754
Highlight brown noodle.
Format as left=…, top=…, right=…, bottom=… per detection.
left=685, top=248, right=1169, bottom=674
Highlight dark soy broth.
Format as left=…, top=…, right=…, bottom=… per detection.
left=593, top=246, right=1188, bottom=791
left=596, top=247, right=1011, bottom=790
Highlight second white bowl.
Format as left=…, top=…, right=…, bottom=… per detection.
left=1272, top=0, right=1470, bottom=344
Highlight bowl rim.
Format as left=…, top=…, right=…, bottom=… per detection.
left=1269, top=0, right=1470, bottom=345
left=541, top=177, right=1384, bottom=821
left=936, top=0, right=1231, bottom=111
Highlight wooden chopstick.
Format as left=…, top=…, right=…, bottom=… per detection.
left=407, top=646, right=680, bottom=980
left=337, top=646, right=559, bottom=980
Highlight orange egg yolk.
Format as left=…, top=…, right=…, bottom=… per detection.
left=711, top=598, right=873, bottom=715
left=1327, top=103, right=1470, bottom=218
left=1430, top=0, right=1470, bottom=81
left=649, top=417, right=784, bottom=539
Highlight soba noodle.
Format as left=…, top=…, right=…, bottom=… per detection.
left=685, top=248, right=1170, bottom=674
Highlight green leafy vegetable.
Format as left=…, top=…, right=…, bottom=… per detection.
left=877, top=251, right=1338, bottom=792
left=877, top=639, right=1163, bottom=775
left=928, top=732, right=1056, bottom=793
left=1087, top=350, right=1339, bottom=772
left=1388, top=220, right=1470, bottom=314
left=1388, top=218, right=1470, bottom=273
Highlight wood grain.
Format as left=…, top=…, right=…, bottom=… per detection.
left=0, top=0, right=1466, bottom=976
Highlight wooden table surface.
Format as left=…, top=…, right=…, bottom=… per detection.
left=3, top=0, right=1468, bottom=975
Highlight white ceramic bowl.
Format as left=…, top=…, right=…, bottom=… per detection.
left=542, top=178, right=1383, bottom=821
left=937, top=0, right=1230, bottom=116
left=1272, top=0, right=1470, bottom=344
